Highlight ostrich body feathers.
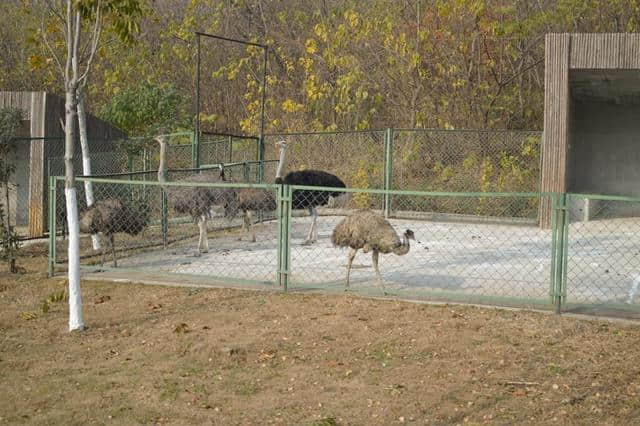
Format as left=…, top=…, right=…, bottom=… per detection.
left=276, top=169, right=345, bottom=210
left=331, top=209, right=403, bottom=254
left=165, top=172, right=234, bottom=220
left=79, top=198, right=149, bottom=237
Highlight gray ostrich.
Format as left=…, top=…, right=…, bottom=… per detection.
left=156, top=136, right=235, bottom=255
left=233, top=187, right=276, bottom=242
left=218, top=169, right=276, bottom=243
left=331, top=209, right=415, bottom=294
left=79, top=198, right=150, bottom=267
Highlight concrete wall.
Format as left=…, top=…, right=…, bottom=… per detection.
left=0, top=91, right=126, bottom=235
left=568, top=100, right=640, bottom=218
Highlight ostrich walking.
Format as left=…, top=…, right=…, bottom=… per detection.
left=233, top=187, right=276, bottom=242
left=274, top=140, right=346, bottom=245
left=79, top=198, right=149, bottom=267
left=331, top=209, right=415, bottom=294
left=219, top=169, right=276, bottom=243
left=156, top=136, right=235, bottom=255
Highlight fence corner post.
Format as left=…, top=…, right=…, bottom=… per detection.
left=383, top=128, right=394, bottom=218
left=257, top=136, right=265, bottom=183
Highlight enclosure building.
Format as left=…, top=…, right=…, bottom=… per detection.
left=0, top=91, right=124, bottom=237
left=542, top=33, right=640, bottom=227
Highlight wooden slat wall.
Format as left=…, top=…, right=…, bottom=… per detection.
left=540, top=34, right=571, bottom=228
left=541, top=33, right=640, bottom=228
left=0, top=91, right=35, bottom=120
left=570, top=33, right=640, bottom=69
left=28, top=92, right=47, bottom=237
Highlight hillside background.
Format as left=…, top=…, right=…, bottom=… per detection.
left=3, top=1, right=640, bottom=135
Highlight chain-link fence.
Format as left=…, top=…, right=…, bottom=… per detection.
left=48, top=176, right=640, bottom=320
left=15, top=128, right=540, bottom=240
left=563, top=194, right=640, bottom=318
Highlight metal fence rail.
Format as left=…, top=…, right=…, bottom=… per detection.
left=48, top=176, right=640, bottom=319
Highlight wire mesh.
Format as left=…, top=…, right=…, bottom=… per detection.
left=199, top=133, right=259, bottom=165
left=286, top=187, right=553, bottom=309
left=263, top=131, right=386, bottom=188
left=390, top=129, right=541, bottom=216
left=563, top=195, right=640, bottom=318
left=53, top=178, right=280, bottom=285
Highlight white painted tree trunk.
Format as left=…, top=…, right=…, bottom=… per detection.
left=66, top=86, right=83, bottom=332
left=77, top=95, right=101, bottom=250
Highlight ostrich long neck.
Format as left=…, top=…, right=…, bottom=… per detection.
left=393, top=233, right=411, bottom=256
left=275, top=143, right=287, bottom=181
left=157, top=138, right=168, bottom=184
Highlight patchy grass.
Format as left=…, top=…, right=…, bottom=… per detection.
left=1, top=244, right=640, bottom=424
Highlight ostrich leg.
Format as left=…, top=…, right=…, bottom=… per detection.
left=312, top=207, right=319, bottom=241
left=302, top=207, right=318, bottom=245
left=197, top=216, right=209, bottom=255
left=247, top=210, right=256, bottom=243
left=371, top=250, right=387, bottom=295
left=345, top=248, right=357, bottom=290
left=100, top=236, right=106, bottom=266
left=110, top=234, right=117, bottom=267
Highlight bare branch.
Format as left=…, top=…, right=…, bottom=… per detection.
left=40, top=6, right=64, bottom=78
left=78, top=0, right=102, bottom=89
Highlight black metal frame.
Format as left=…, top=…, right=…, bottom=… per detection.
left=195, top=32, right=268, bottom=169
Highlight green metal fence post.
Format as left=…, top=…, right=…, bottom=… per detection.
left=560, top=193, right=570, bottom=310
left=285, top=185, right=292, bottom=291
left=277, top=184, right=292, bottom=291
left=383, top=128, right=394, bottom=218
left=551, top=192, right=568, bottom=314
left=48, top=176, right=57, bottom=277
left=243, top=161, right=250, bottom=182
left=161, top=189, right=168, bottom=249
left=257, top=136, right=265, bottom=183
left=142, top=147, right=148, bottom=202
left=192, top=130, right=200, bottom=169
left=228, top=135, right=233, bottom=163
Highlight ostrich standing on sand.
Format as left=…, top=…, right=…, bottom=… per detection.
left=79, top=198, right=149, bottom=267
left=331, top=209, right=415, bottom=294
left=156, top=136, right=235, bottom=255
left=274, top=140, right=346, bottom=245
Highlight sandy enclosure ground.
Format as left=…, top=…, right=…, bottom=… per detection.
left=73, top=213, right=640, bottom=313
left=2, top=247, right=640, bottom=425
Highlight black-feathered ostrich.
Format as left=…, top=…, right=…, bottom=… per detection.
left=331, top=209, right=415, bottom=294
left=274, top=140, right=346, bottom=245
left=79, top=198, right=150, bottom=267
left=156, top=136, right=235, bottom=255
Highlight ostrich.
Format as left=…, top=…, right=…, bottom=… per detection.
left=79, top=198, right=150, bottom=267
left=331, top=209, right=415, bottom=294
left=218, top=168, right=276, bottom=243
left=274, top=140, right=346, bottom=245
left=156, top=136, right=235, bottom=256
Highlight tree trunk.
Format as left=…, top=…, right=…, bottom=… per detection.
left=65, top=88, right=84, bottom=332
left=77, top=94, right=101, bottom=250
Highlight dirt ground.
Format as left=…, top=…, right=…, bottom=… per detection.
left=2, top=245, right=640, bottom=425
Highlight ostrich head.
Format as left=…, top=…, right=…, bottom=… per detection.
left=392, top=229, right=415, bottom=256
